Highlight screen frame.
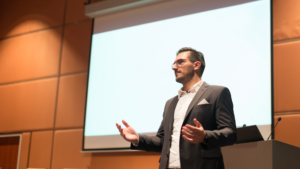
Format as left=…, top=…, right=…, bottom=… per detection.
left=82, top=0, right=274, bottom=152
left=270, top=0, right=274, bottom=140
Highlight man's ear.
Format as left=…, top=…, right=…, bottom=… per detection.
left=194, top=61, right=201, bottom=71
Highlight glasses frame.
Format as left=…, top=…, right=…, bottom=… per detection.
left=172, top=59, right=199, bottom=68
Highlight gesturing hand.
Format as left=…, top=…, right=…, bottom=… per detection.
left=116, top=120, right=139, bottom=144
left=182, top=118, right=207, bottom=144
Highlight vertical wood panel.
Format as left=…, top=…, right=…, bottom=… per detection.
left=55, top=73, right=87, bottom=129
left=28, top=130, right=53, bottom=168
left=0, top=78, right=58, bottom=133
left=274, top=41, right=300, bottom=112
left=274, top=115, right=300, bottom=148
left=19, top=132, right=31, bottom=169
left=60, top=20, right=92, bottom=75
left=273, top=0, right=300, bottom=41
left=0, top=136, right=20, bottom=169
left=51, top=129, right=91, bottom=169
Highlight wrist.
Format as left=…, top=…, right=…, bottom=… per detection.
left=202, top=131, right=208, bottom=143
left=132, top=134, right=139, bottom=144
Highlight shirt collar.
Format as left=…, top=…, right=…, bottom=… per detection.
left=178, top=80, right=204, bottom=99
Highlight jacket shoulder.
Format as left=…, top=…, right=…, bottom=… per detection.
left=207, top=84, right=230, bottom=92
left=162, top=96, right=177, bottom=118
left=166, top=95, right=177, bottom=104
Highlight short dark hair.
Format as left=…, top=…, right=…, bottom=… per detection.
left=177, top=47, right=205, bottom=77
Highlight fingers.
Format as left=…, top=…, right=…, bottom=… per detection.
left=117, top=125, right=126, bottom=139
left=182, top=125, right=194, bottom=133
left=116, top=123, right=123, bottom=134
left=193, top=118, right=202, bottom=128
left=182, top=127, right=194, bottom=137
left=184, top=124, right=198, bottom=132
left=182, top=120, right=205, bottom=144
left=116, top=123, right=121, bottom=131
left=122, top=120, right=130, bottom=128
left=182, top=134, right=194, bottom=143
left=117, top=121, right=137, bottom=142
left=116, top=123, right=123, bottom=131
left=116, top=120, right=129, bottom=134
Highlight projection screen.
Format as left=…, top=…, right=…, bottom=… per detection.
left=83, top=0, right=272, bottom=151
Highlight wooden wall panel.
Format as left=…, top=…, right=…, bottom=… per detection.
left=0, top=0, right=65, bottom=39
left=0, top=28, right=62, bottom=84
left=65, top=0, right=90, bottom=24
left=90, top=152, right=160, bottom=169
left=28, top=130, right=53, bottom=168
left=19, top=132, right=31, bottom=169
left=60, top=20, right=92, bottom=75
left=91, top=0, right=105, bottom=3
left=274, top=115, right=300, bottom=148
left=0, top=136, right=20, bottom=169
left=274, top=41, right=300, bottom=112
left=55, top=73, right=87, bottom=129
left=273, top=0, right=300, bottom=41
left=0, top=78, right=57, bottom=133
left=51, top=129, right=91, bottom=169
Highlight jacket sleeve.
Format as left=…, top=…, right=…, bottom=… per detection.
left=130, top=98, right=173, bottom=152
left=130, top=119, right=164, bottom=152
left=202, top=87, right=237, bottom=150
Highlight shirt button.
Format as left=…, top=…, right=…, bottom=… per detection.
left=181, top=149, right=183, bottom=152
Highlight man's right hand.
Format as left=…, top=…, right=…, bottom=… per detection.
left=116, top=120, right=139, bottom=144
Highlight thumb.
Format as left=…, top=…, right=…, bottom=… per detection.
left=193, top=118, right=201, bottom=128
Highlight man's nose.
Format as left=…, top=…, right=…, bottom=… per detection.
left=172, top=64, right=178, bottom=70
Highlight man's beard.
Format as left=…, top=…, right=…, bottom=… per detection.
left=175, top=71, right=194, bottom=84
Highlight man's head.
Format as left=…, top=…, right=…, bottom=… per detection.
left=172, top=47, right=205, bottom=84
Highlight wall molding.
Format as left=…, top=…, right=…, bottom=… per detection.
left=0, top=19, right=91, bottom=41
left=274, top=37, right=300, bottom=44
left=0, top=71, right=87, bottom=87
left=274, top=110, right=300, bottom=116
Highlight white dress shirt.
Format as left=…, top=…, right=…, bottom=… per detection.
left=168, top=80, right=204, bottom=168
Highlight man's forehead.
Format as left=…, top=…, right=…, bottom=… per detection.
left=175, top=51, right=191, bottom=60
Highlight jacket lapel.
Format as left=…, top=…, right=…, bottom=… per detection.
left=166, top=97, right=178, bottom=131
left=184, top=82, right=209, bottom=119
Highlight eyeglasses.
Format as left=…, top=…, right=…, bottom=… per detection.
left=172, top=59, right=198, bottom=68
left=172, top=59, right=186, bottom=68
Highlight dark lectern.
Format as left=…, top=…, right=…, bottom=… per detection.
left=221, top=140, right=300, bottom=169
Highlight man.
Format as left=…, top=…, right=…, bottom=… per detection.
left=116, top=47, right=236, bottom=169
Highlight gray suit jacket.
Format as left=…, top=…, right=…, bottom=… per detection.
left=131, top=82, right=237, bottom=169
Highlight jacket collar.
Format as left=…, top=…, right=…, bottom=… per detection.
left=184, top=81, right=209, bottom=119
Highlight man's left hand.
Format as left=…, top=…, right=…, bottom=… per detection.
left=182, top=118, right=207, bottom=144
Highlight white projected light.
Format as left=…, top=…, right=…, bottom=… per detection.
left=84, top=0, right=271, bottom=150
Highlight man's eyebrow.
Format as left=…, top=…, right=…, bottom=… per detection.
left=177, top=59, right=185, bottom=62
left=173, top=59, right=183, bottom=64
